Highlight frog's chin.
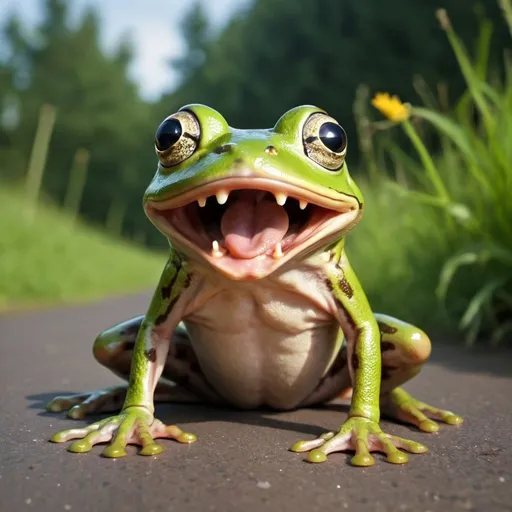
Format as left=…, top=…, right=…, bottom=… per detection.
left=144, top=178, right=361, bottom=280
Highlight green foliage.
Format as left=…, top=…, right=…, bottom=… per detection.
left=158, top=0, right=509, bottom=143
left=346, top=177, right=456, bottom=333
left=170, top=1, right=211, bottom=84
left=0, top=185, right=165, bottom=310
left=355, top=5, right=512, bottom=345
left=1, top=0, right=157, bottom=243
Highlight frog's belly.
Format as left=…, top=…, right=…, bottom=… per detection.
left=183, top=295, right=340, bottom=410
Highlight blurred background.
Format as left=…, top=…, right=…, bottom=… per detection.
left=0, top=0, right=510, bottom=346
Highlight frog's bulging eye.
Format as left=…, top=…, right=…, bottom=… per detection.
left=303, top=113, right=347, bottom=171
left=156, top=118, right=182, bottom=151
left=155, top=111, right=200, bottom=167
left=319, top=122, right=346, bottom=153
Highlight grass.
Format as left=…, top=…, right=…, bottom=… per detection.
left=347, top=180, right=456, bottom=335
left=349, top=2, right=512, bottom=345
left=0, top=185, right=166, bottom=311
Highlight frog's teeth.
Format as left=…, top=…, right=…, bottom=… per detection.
left=197, top=197, right=207, bottom=207
left=211, top=240, right=225, bottom=258
left=299, top=199, right=308, bottom=210
left=272, top=242, right=283, bottom=259
left=216, top=190, right=229, bottom=205
left=274, top=193, right=287, bottom=206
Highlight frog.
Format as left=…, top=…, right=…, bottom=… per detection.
left=47, top=104, right=463, bottom=465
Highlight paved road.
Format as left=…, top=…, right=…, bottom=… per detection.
left=1, top=294, right=511, bottom=512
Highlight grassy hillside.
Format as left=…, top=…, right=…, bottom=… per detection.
left=0, top=186, right=166, bottom=311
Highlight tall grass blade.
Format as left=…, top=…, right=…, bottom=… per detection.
left=459, top=276, right=510, bottom=329
left=436, top=9, right=494, bottom=133
left=491, top=320, right=512, bottom=345
left=437, top=251, right=485, bottom=299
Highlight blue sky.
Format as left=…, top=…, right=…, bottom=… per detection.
left=0, top=0, right=250, bottom=99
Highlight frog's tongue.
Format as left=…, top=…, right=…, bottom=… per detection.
left=220, top=191, right=289, bottom=259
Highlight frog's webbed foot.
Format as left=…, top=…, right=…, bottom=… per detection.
left=50, top=406, right=197, bottom=457
left=290, top=416, right=428, bottom=466
left=382, top=388, right=464, bottom=433
left=46, top=386, right=127, bottom=419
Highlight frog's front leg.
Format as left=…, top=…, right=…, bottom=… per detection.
left=291, top=251, right=428, bottom=466
left=47, top=318, right=201, bottom=419
left=49, top=256, right=197, bottom=457
left=375, top=314, right=463, bottom=433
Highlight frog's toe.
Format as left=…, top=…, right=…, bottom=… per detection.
left=149, top=419, right=198, bottom=445
left=388, top=434, right=428, bottom=454
left=290, top=431, right=335, bottom=453
left=46, top=386, right=127, bottom=418
left=47, top=393, right=88, bottom=413
left=370, top=432, right=428, bottom=464
left=50, top=417, right=112, bottom=447
left=384, top=388, right=463, bottom=433
left=68, top=425, right=119, bottom=454
left=291, top=430, right=353, bottom=464
left=419, top=405, right=463, bottom=426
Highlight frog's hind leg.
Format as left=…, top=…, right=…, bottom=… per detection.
left=46, top=317, right=217, bottom=420
left=307, top=315, right=464, bottom=430
left=374, top=314, right=463, bottom=433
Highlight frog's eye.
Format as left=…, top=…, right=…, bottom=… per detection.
left=155, top=110, right=200, bottom=167
left=302, top=113, right=347, bottom=171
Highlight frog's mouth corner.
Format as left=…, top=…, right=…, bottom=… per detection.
left=145, top=179, right=360, bottom=279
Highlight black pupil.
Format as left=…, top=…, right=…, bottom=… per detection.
left=319, top=122, right=346, bottom=153
left=155, top=118, right=182, bottom=150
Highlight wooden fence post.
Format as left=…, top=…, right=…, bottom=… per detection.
left=24, top=104, right=57, bottom=222
left=64, top=148, right=90, bottom=223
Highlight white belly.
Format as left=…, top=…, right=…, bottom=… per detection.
left=183, top=275, right=340, bottom=409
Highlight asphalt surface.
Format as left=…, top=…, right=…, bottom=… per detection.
left=1, top=293, right=511, bottom=512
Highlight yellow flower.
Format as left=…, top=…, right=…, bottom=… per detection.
left=371, top=92, right=410, bottom=122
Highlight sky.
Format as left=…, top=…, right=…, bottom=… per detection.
left=0, top=0, right=249, bottom=99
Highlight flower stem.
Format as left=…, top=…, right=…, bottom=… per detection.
left=401, top=119, right=451, bottom=202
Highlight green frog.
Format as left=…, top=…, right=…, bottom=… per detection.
left=47, top=105, right=462, bottom=465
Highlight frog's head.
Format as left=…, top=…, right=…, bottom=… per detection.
left=144, top=104, right=364, bottom=280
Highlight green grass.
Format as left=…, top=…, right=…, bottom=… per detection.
left=349, top=2, right=512, bottom=345
left=347, top=178, right=457, bottom=335
left=0, top=185, right=166, bottom=311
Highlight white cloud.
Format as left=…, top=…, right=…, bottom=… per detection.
left=130, top=21, right=184, bottom=98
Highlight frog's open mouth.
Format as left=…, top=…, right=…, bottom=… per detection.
left=145, top=178, right=360, bottom=279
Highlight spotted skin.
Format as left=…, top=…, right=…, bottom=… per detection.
left=46, top=104, right=463, bottom=464
left=47, top=249, right=463, bottom=463
left=47, top=276, right=461, bottom=438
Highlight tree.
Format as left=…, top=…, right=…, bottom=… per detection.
left=2, top=0, right=156, bottom=240
left=170, top=1, right=210, bottom=84
left=159, top=0, right=510, bottom=163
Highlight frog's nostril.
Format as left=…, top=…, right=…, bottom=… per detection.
left=214, top=144, right=234, bottom=154
left=265, top=145, right=278, bottom=155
